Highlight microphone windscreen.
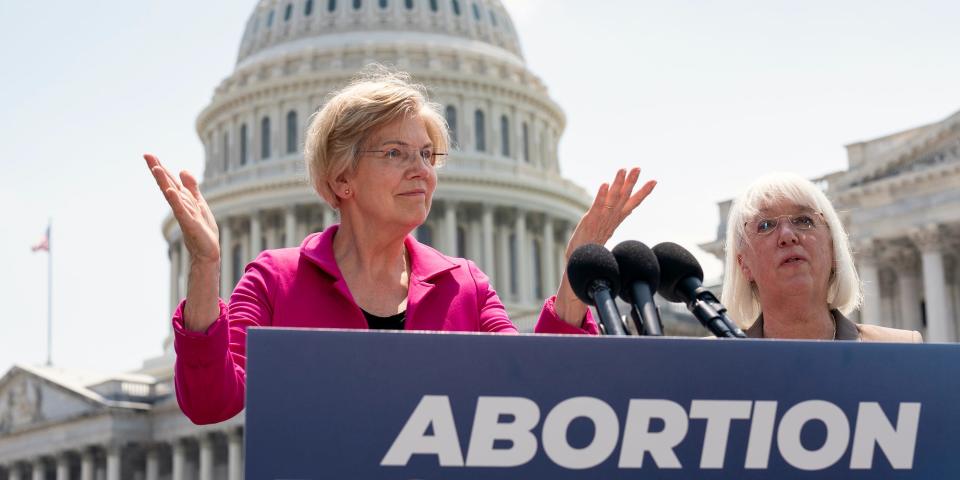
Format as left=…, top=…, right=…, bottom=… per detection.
left=567, top=243, right=621, bottom=306
left=652, top=242, right=704, bottom=303
left=612, top=240, right=660, bottom=302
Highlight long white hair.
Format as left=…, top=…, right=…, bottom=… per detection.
left=720, top=173, right=862, bottom=326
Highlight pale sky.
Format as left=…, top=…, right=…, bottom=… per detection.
left=1, top=0, right=958, bottom=375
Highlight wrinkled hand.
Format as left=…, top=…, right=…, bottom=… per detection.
left=145, top=154, right=220, bottom=265
left=566, top=168, right=656, bottom=258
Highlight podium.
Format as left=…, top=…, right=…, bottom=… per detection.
left=246, top=329, right=959, bottom=479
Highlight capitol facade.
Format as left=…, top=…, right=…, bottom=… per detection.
left=701, top=109, right=960, bottom=342
left=0, top=0, right=592, bottom=478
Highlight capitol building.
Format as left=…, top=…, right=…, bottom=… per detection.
left=0, top=0, right=594, bottom=478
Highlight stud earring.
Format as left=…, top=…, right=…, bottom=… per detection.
left=344, top=188, right=351, bottom=195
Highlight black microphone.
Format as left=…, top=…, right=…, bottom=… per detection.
left=567, top=243, right=627, bottom=336
left=652, top=242, right=746, bottom=338
left=612, top=240, right=663, bottom=336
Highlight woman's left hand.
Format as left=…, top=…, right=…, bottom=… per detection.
left=554, top=167, right=656, bottom=327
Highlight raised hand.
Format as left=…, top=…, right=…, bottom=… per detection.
left=554, top=167, right=656, bottom=328
left=145, top=153, right=222, bottom=332
left=145, top=154, right=220, bottom=265
left=565, top=167, right=656, bottom=258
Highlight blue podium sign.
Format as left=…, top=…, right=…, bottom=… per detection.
left=246, top=329, right=959, bottom=479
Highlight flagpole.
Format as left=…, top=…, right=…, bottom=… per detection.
left=47, top=218, right=52, bottom=366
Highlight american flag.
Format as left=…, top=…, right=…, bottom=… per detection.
left=31, top=225, right=50, bottom=253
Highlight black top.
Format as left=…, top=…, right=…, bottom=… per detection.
left=362, top=309, right=406, bottom=330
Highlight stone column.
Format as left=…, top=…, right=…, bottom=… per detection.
left=227, top=429, right=243, bottom=480
left=497, top=223, right=512, bottom=299
left=444, top=202, right=458, bottom=256
left=80, top=449, right=94, bottom=480
left=857, top=241, right=882, bottom=325
left=482, top=205, right=496, bottom=281
left=8, top=464, right=22, bottom=480
left=105, top=445, right=120, bottom=480
left=31, top=458, right=43, bottom=480
left=891, top=249, right=924, bottom=334
left=468, top=215, right=483, bottom=264
left=542, top=215, right=556, bottom=295
left=198, top=434, right=213, bottom=480
left=172, top=440, right=185, bottom=480
left=912, top=227, right=956, bottom=342
left=285, top=208, right=297, bottom=247
left=170, top=243, right=181, bottom=314
left=55, top=454, right=69, bottom=480
left=220, top=218, right=234, bottom=297
left=323, top=206, right=336, bottom=230
left=249, top=211, right=263, bottom=261
left=145, top=447, right=159, bottom=480
left=514, top=209, right=530, bottom=304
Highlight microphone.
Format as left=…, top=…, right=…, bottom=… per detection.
left=567, top=243, right=627, bottom=336
left=612, top=240, right=663, bottom=336
left=652, top=242, right=746, bottom=338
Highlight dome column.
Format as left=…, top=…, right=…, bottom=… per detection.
left=285, top=207, right=298, bottom=247
left=542, top=215, right=556, bottom=294
left=482, top=205, right=496, bottom=282
left=220, top=217, right=234, bottom=297
left=514, top=208, right=530, bottom=304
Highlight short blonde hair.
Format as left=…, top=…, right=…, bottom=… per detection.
left=303, top=66, right=449, bottom=208
left=720, top=172, right=862, bottom=326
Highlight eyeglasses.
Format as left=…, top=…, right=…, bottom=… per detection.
left=362, top=146, right=447, bottom=167
left=745, top=213, right=825, bottom=236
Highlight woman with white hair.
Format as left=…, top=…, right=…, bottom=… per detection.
left=721, top=173, right=922, bottom=342
left=145, top=68, right=656, bottom=424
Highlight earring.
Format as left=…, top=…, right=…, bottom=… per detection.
left=344, top=188, right=351, bottom=195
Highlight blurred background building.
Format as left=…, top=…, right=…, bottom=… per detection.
left=700, top=109, right=960, bottom=342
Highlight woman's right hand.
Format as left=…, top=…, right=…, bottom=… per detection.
left=145, top=154, right=220, bottom=264
left=145, top=153, right=222, bottom=332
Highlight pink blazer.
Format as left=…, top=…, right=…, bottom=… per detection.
left=173, top=225, right=598, bottom=424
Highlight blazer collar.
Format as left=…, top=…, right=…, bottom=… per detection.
left=299, top=224, right=459, bottom=282
left=746, top=309, right=861, bottom=341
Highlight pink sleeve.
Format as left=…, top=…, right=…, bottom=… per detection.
left=534, top=296, right=600, bottom=335
left=469, top=261, right=598, bottom=335
left=172, top=253, right=276, bottom=425
left=471, top=261, right=520, bottom=333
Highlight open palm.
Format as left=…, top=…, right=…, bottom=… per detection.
left=145, top=154, right=220, bottom=265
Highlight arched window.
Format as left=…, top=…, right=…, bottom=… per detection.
left=472, top=3, right=480, bottom=20
left=267, top=10, right=275, bottom=26
left=429, top=0, right=438, bottom=11
left=474, top=109, right=485, bottom=152
left=353, top=0, right=362, bottom=9
left=417, top=224, right=434, bottom=246
left=379, top=0, right=388, bottom=8
left=500, top=115, right=510, bottom=157
left=328, top=0, right=337, bottom=12
left=305, top=0, right=314, bottom=15
left=261, top=116, right=272, bottom=159
left=286, top=110, right=298, bottom=154
left=240, top=124, right=249, bottom=165
left=532, top=239, right=542, bottom=298
left=452, top=0, right=461, bottom=15
left=489, top=10, right=497, bottom=26
left=522, top=122, right=529, bottom=163
left=223, top=132, right=230, bottom=172
left=284, top=3, right=293, bottom=21
left=444, top=105, right=458, bottom=146
left=456, top=225, right=467, bottom=258
left=404, top=0, right=413, bottom=9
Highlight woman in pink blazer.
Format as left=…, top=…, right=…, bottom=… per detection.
left=146, top=68, right=656, bottom=425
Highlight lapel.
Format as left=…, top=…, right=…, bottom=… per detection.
left=298, top=225, right=364, bottom=326
left=746, top=309, right=861, bottom=341
left=404, top=235, right=460, bottom=328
